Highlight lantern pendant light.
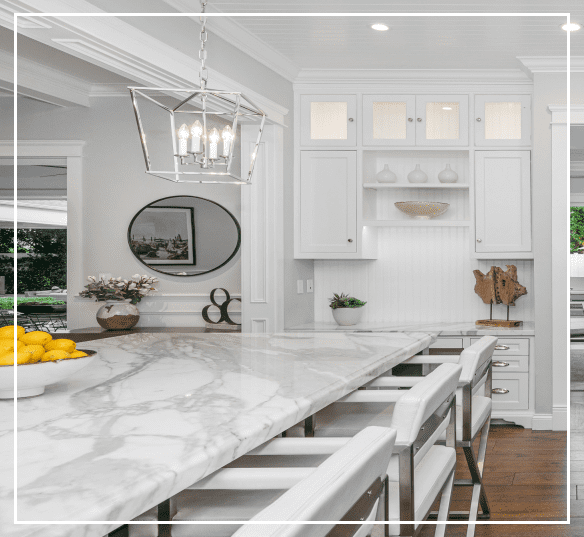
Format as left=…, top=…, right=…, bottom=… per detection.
left=128, top=0, right=266, bottom=184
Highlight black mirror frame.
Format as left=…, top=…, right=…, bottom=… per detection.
left=127, top=195, right=241, bottom=278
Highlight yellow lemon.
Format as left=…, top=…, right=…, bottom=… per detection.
left=68, top=351, right=89, bottom=359
left=16, top=350, right=36, bottom=365
left=19, top=331, right=52, bottom=347
left=0, top=325, right=26, bottom=339
left=41, top=350, right=71, bottom=362
left=44, top=339, right=76, bottom=353
left=0, top=352, right=14, bottom=366
left=21, top=345, right=44, bottom=363
left=0, top=338, right=25, bottom=354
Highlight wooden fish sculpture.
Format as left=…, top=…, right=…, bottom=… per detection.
left=473, top=264, right=527, bottom=306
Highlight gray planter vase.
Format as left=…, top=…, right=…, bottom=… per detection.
left=96, top=299, right=140, bottom=330
left=331, top=307, right=365, bottom=326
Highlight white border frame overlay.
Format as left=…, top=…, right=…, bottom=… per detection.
left=12, top=9, right=570, bottom=532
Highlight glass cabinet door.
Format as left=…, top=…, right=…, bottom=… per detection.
left=415, top=95, right=469, bottom=146
left=300, top=95, right=357, bottom=146
left=474, top=95, right=531, bottom=146
left=362, top=95, right=416, bottom=146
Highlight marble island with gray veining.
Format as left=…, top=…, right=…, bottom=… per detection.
left=287, top=321, right=535, bottom=337
left=0, top=330, right=437, bottom=537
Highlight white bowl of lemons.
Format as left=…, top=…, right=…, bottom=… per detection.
left=0, top=325, right=97, bottom=398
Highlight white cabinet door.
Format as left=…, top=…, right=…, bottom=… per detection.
left=300, top=95, right=357, bottom=147
left=299, top=151, right=357, bottom=254
left=474, top=95, right=531, bottom=147
left=415, top=95, right=469, bottom=146
left=362, top=95, right=416, bottom=146
left=475, top=151, right=532, bottom=253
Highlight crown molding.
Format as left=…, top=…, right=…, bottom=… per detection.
left=0, top=48, right=90, bottom=107
left=0, top=5, right=51, bottom=29
left=162, top=0, right=299, bottom=83
left=0, top=140, right=86, bottom=157
left=294, top=68, right=532, bottom=88
left=517, top=56, right=584, bottom=73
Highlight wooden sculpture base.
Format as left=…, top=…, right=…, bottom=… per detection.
left=475, top=319, right=523, bottom=328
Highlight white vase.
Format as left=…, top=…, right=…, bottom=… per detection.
left=331, top=307, right=365, bottom=326
left=376, top=164, right=397, bottom=183
left=407, top=164, right=428, bottom=184
left=438, top=164, right=458, bottom=183
left=96, top=299, right=140, bottom=330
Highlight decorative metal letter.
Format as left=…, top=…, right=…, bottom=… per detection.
left=202, top=288, right=241, bottom=326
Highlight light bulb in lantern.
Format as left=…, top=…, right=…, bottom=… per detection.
left=190, top=120, right=203, bottom=153
left=209, top=128, right=220, bottom=159
left=177, top=123, right=190, bottom=156
left=221, top=125, right=234, bottom=157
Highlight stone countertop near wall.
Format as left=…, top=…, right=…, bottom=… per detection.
left=287, top=321, right=535, bottom=337
left=0, top=330, right=436, bottom=537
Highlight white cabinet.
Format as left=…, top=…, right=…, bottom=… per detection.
left=474, top=151, right=532, bottom=255
left=297, top=151, right=357, bottom=255
left=474, top=95, right=531, bottom=147
left=300, top=95, right=357, bottom=147
left=362, top=94, right=469, bottom=147
left=362, top=95, right=416, bottom=146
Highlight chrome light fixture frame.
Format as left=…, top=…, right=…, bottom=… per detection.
left=129, top=86, right=266, bottom=184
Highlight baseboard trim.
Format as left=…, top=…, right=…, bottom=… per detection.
left=531, top=413, right=554, bottom=431
left=553, top=405, right=568, bottom=431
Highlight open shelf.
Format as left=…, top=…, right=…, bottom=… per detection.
left=363, top=220, right=471, bottom=227
left=363, top=183, right=469, bottom=190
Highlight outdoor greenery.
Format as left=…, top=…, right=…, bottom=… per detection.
left=0, top=229, right=67, bottom=294
left=572, top=207, right=584, bottom=254
left=0, top=296, right=65, bottom=311
left=329, top=292, right=367, bottom=309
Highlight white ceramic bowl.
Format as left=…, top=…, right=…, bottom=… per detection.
left=395, top=201, right=450, bottom=220
left=0, top=350, right=97, bottom=399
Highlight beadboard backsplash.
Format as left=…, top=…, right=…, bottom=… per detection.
left=314, top=227, right=534, bottom=323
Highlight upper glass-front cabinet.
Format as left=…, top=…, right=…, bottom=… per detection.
left=362, top=94, right=468, bottom=147
left=415, top=95, right=469, bottom=146
left=362, top=95, right=416, bottom=146
left=300, top=95, right=357, bottom=146
left=474, top=95, right=531, bottom=146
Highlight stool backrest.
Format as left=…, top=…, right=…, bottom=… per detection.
left=232, top=426, right=397, bottom=537
left=458, top=336, right=497, bottom=394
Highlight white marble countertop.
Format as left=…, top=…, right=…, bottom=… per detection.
left=0, top=330, right=436, bottom=537
left=286, top=321, right=535, bottom=337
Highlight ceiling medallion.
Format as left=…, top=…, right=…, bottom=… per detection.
left=129, top=0, right=266, bottom=184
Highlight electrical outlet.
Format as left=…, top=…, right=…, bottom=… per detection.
left=307, top=279, right=314, bottom=293
left=297, top=280, right=304, bottom=294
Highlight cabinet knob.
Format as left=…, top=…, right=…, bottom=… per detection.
left=495, top=345, right=510, bottom=350
left=493, top=361, right=510, bottom=367
left=348, top=239, right=353, bottom=243
left=476, top=238, right=482, bottom=243
left=408, top=118, right=413, bottom=122
left=492, top=388, right=509, bottom=395
left=348, top=118, right=354, bottom=122
left=476, top=118, right=482, bottom=122
left=417, top=118, right=422, bottom=122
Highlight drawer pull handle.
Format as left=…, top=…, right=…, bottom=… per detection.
left=417, top=118, right=423, bottom=122
left=408, top=117, right=413, bottom=122
left=495, top=345, right=510, bottom=350
left=492, top=388, right=509, bottom=395
left=493, top=361, right=510, bottom=367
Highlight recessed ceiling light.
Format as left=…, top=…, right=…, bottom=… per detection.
left=562, top=22, right=581, bottom=32
left=371, top=23, right=389, bottom=31
left=442, top=106, right=453, bottom=110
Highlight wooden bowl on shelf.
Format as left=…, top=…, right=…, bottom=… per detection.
left=395, top=201, right=450, bottom=220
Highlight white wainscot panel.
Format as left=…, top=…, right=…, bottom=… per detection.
left=314, top=227, right=534, bottom=324
left=73, top=294, right=241, bottom=328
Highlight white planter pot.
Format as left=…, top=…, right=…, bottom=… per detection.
left=331, top=307, right=365, bottom=326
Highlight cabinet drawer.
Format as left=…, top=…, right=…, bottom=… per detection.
left=491, top=355, right=529, bottom=372
left=491, top=373, right=528, bottom=410
left=470, top=337, right=528, bottom=356
left=430, top=338, right=463, bottom=349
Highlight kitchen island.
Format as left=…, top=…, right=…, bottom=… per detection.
left=0, top=330, right=437, bottom=537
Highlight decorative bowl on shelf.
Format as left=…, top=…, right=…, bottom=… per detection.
left=0, top=350, right=97, bottom=399
left=395, top=201, right=450, bottom=220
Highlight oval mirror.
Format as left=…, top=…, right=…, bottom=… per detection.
left=128, top=196, right=240, bottom=277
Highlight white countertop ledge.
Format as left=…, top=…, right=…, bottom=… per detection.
left=0, top=331, right=436, bottom=537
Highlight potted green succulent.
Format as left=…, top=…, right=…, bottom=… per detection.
left=329, top=293, right=367, bottom=326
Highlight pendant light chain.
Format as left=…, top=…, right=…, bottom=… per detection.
left=199, top=1, right=208, bottom=89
